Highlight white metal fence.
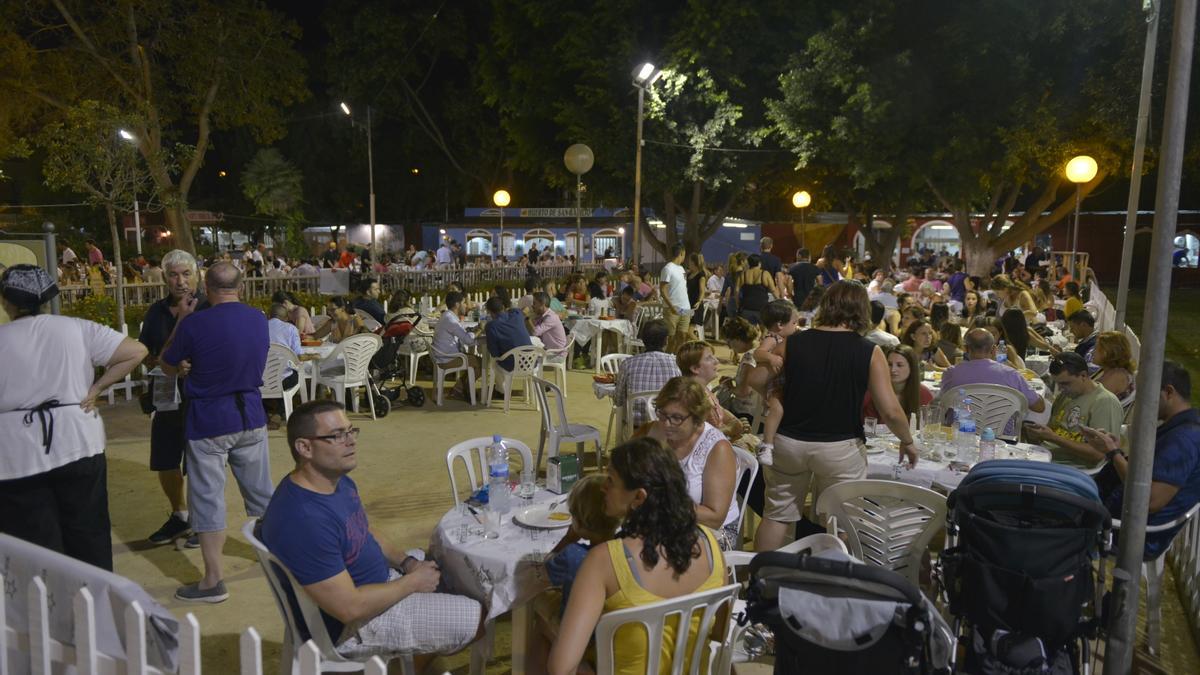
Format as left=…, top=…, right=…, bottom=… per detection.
left=1167, top=494, right=1200, bottom=650
left=57, top=263, right=611, bottom=306
left=0, top=572, right=389, bottom=675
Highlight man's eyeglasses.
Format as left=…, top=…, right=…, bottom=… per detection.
left=655, top=409, right=692, bottom=427
left=306, top=427, right=360, bottom=444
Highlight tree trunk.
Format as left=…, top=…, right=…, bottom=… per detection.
left=164, top=205, right=196, bottom=254
left=106, top=204, right=127, bottom=330
left=961, top=236, right=996, bottom=277
left=861, top=210, right=905, bottom=273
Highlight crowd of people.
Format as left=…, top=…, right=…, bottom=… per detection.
left=2, top=228, right=1199, bottom=674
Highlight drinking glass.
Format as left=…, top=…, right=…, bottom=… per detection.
left=456, top=503, right=477, bottom=544
left=483, top=508, right=502, bottom=539
left=519, top=467, right=537, bottom=500
left=863, top=417, right=878, bottom=438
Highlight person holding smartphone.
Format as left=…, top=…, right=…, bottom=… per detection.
left=1081, top=360, right=1200, bottom=559
left=1024, top=352, right=1122, bottom=468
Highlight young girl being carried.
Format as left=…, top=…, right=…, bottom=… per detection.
left=750, top=300, right=802, bottom=467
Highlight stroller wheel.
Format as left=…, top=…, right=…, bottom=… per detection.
left=363, top=389, right=391, bottom=417
left=407, top=386, right=426, bottom=407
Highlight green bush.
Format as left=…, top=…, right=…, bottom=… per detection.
left=61, top=295, right=149, bottom=338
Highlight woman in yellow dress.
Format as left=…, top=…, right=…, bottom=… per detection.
left=548, top=437, right=728, bottom=675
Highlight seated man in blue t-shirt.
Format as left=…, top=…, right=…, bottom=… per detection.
left=1083, top=360, right=1200, bottom=560
left=260, top=400, right=483, bottom=664
left=483, top=296, right=532, bottom=371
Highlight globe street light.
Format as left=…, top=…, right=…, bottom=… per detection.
left=632, top=62, right=662, bottom=268
left=564, top=143, right=594, bottom=267
left=792, top=190, right=812, bottom=248
left=493, top=189, right=511, bottom=261
left=1065, top=155, right=1098, bottom=280
left=341, top=101, right=376, bottom=264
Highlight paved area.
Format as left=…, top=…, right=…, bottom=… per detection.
left=96, top=346, right=1199, bottom=673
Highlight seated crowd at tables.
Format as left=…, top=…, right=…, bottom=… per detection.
left=3, top=237, right=1199, bottom=675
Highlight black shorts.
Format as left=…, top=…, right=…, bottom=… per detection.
left=149, top=409, right=187, bottom=472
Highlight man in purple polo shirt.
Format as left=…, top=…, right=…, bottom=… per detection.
left=160, top=261, right=272, bottom=603
left=940, top=328, right=1046, bottom=415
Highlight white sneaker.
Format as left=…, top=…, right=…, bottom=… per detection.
left=757, top=443, right=774, bottom=467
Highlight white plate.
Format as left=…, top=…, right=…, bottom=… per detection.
left=863, top=442, right=887, bottom=455
left=515, top=503, right=573, bottom=529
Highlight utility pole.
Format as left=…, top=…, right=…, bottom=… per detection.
left=1104, top=1, right=1194, bottom=671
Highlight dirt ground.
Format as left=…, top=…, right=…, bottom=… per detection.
left=97, top=347, right=1200, bottom=674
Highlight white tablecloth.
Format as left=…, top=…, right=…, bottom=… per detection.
left=567, top=317, right=634, bottom=346
left=863, top=432, right=1051, bottom=492
left=593, top=381, right=616, bottom=399
left=301, top=342, right=337, bottom=360
left=1025, top=354, right=1051, bottom=376
left=428, top=491, right=564, bottom=621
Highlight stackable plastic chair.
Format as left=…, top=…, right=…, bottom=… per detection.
left=312, top=334, right=382, bottom=419
left=445, top=436, right=535, bottom=505
left=484, top=345, right=544, bottom=413
left=730, top=445, right=760, bottom=549
left=354, top=309, right=382, bottom=332
left=531, top=377, right=603, bottom=473
left=600, top=354, right=632, bottom=447
left=594, top=583, right=740, bottom=675
left=243, top=520, right=409, bottom=675
left=622, top=389, right=660, bottom=442
left=260, top=343, right=308, bottom=419
left=937, top=383, right=1029, bottom=442
left=432, top=349, right=476, bottom=406
left=815, top=479, right=947, bottom=587
left=542, top=333, right=576, bottom=395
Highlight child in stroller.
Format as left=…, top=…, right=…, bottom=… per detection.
left=366, top=289, right=427, bottom=410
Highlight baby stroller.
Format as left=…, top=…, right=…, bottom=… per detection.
left=744, top=547, right=954, bottom=673
left=938, top=460, right=1112, bottom=674
left=367, top=313, right=427, bottom=409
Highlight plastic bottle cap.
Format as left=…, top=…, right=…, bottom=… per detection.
left=493, top=434, right=502, bottom=442
left=981, top=428, right=996, bottom=440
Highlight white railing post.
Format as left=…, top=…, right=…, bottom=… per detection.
left=73, top=587, right=98, bottom=675
left=124, top=600, right=150, bottom=675
left=239, top=627, right=263, bottom=675
left=28, top=576, right=50, bottom=675
left=180, top=613, right=202, bottom=675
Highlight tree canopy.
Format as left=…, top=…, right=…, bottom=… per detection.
left=0, top=0, right=309, bottom=252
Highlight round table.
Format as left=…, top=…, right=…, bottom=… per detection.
left=428, top=490, right=568, bottom=674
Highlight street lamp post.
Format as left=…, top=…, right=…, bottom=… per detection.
left=493, top=189, right=511, bottom=261
left=1064, top=155, right=1098, bottom=280
left=118, top=129, right=143, bottom=255
left=792, top=190, right=812, bottom=248
left=632, top=63, right=662, bottom=269
left=564, top=143, right=594, bottom=269
left=341, top=102, right=377, bottom=266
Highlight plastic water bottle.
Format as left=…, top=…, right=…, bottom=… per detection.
left=978, top=427, right=997, bottom=463
left=996, top=340, right=1008, bottom=364
left=955, top=398, right=978, bottom=462
left=488, top=435, right=511, bottom=515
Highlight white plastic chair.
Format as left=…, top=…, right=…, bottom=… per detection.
left=432, top=349, right=476, bottom=406
left=937, top=383, right=1029, bottom=441
left=730, top=446, right=759, bottom=549
left=541, top=333, right=576, bottom=396
left=242, top=520, right=408, bottom=675
left=815, top=479, right=947, bottom=587
left=622, top=389, right=660, bottom=442
left=313, top=334, right=382, bottom=419
left=600, top=354, right=632, bottom=448
left=624, top=302, right=665, bottom=353
left=260, top=343, right=308, bottom=419
left=312, top=314, right=331, bottom=332
left=594, top=582, right=740, bottom=675
left=484, top=345, right=544, bottom=413
left=723, top=533, right=849, bottom=581
left=445, top=436, right=535, bottom=505
left=1111, top=501, right=1200, bottom=655
left=531, top=377, right=603, bottom=473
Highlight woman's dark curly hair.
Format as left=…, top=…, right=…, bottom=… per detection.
left=610, top=437, right=701, bottom=577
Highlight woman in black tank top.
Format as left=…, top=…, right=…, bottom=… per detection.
left=754, top=280, right=921, bottom=552
left=737, top=254, right=776, bottom=325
